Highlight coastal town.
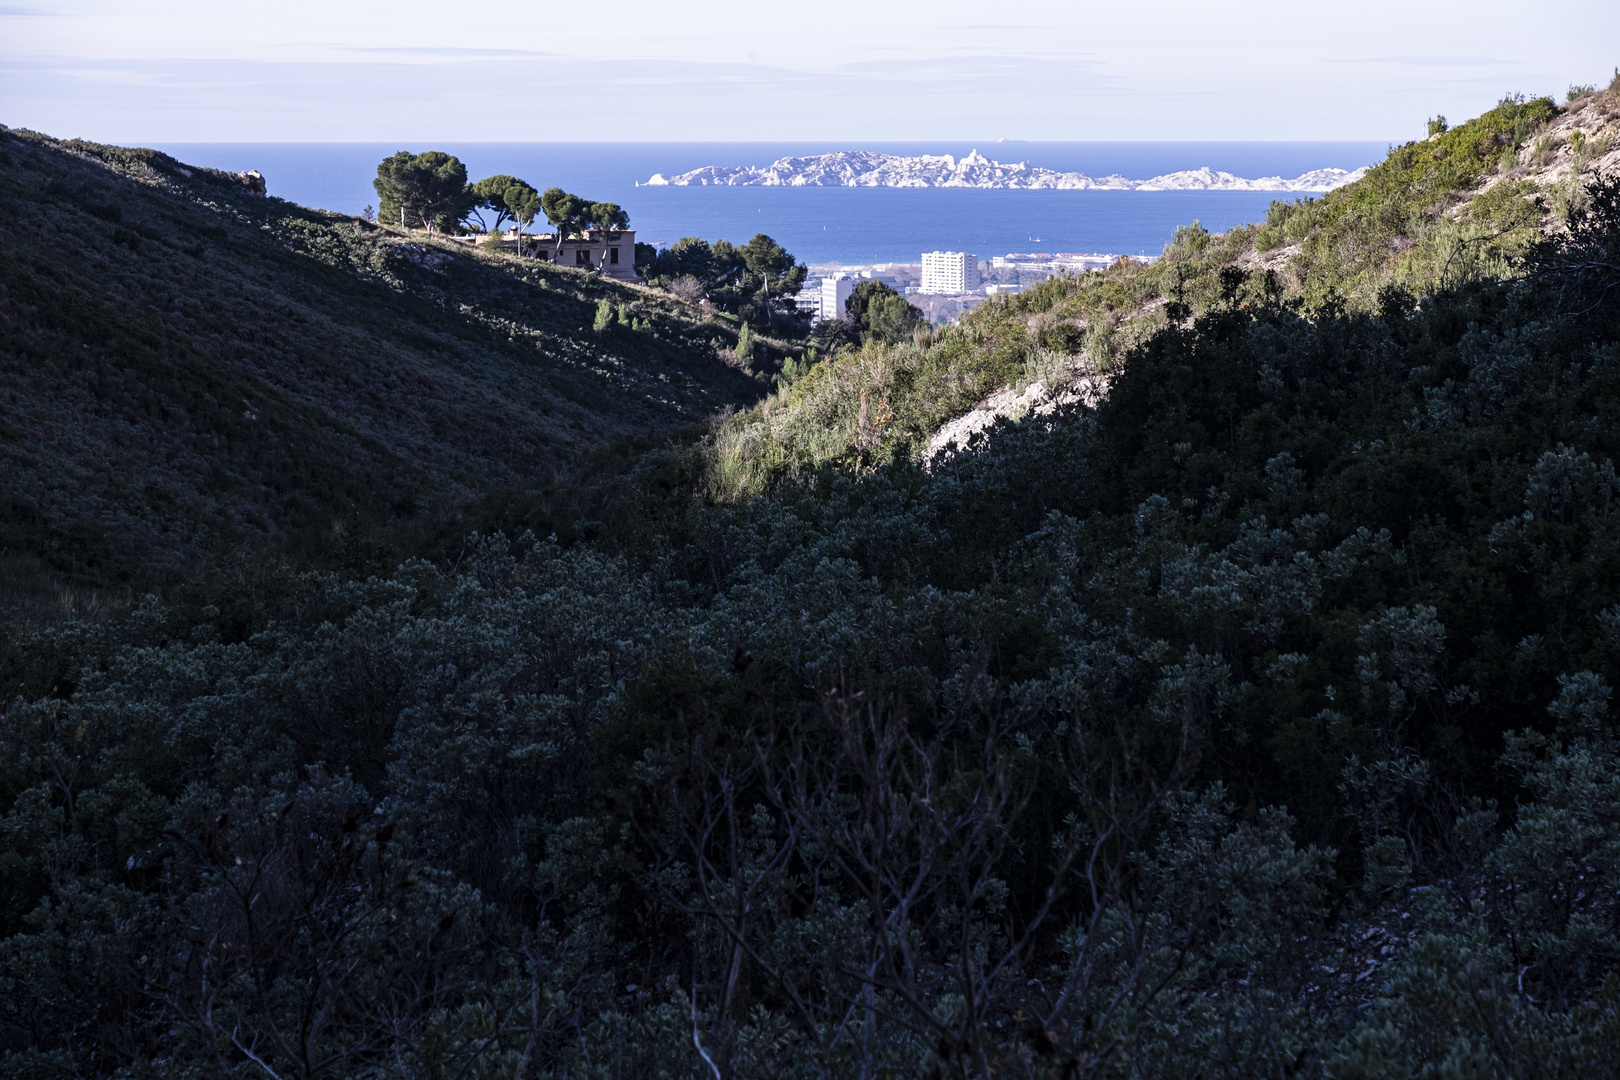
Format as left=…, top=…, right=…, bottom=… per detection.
left=792, top=249, right=1152, bottom=322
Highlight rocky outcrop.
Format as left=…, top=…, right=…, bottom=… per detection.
left=925, top=375, right=1110, bottom=464
left=645, top=150, right=1368, bottom=192
left=1486, top=88, right=1620, bottom=195
left=392, top=242, right=452, bottom=270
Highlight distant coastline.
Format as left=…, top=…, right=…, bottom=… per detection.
left=644, top=149, right=1369, bottom=192
left=150, top=142, right=1386, bottom=264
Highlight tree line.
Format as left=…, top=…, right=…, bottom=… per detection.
left=370, top=152, right=829, bottom=334
left=368, top=151, right=930, bottom=347
left=371, top=150, right=627, bottom=265
left=640, top=234, right=807, bottom=330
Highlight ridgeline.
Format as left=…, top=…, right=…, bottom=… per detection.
left=0, top=128, right=761, bottom=618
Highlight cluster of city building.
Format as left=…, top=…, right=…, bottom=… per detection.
left=792, top=250, right=1145, bottom=323
left=469, top=234, right=1146, bottom=314
left=478, top=233, right=1143, bottom=317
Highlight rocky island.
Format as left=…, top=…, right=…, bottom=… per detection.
left=644, top=148, right=1370, bottom=190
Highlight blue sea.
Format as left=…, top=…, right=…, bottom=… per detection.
left=152, top=142, right=1390, bottom=265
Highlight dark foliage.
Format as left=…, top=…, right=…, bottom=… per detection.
left=846, top=279, right=926, bottom=344
left=1525, top=172, right=1620, bottom=337
left=645, top=234, right=809, bottom=331
left=374, top=151, right=475, bottom=233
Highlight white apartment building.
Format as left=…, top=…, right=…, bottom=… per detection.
left=791, top=274, right=855, bottom=322
left=851, top=268, right=897, bottom=289
left=919, top=251, right=981, bottom=295
left=821, top=274, right=855, bottom=320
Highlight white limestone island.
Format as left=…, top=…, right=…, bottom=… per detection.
left=643, top=150, right=1368, bottom=192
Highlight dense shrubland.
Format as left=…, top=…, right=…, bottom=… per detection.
left=1250, top=94, right=1560, bottom=306
left=6, top=89, right=1620, bottom=1076
left=640, top=234, right=811, bottom=334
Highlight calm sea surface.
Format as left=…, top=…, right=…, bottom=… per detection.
left=153, top=142, right=1390, bottom=265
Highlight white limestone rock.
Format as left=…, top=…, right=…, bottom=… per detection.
left=646, top=151, right=1369, bottom=192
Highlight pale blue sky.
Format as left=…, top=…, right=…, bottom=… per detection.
left=2, top=0, right=1615, bottom=142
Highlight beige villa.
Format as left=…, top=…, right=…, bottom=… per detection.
left=463, top=227, right=638, bottom=281
left=483, top=228, right=637, bottom=281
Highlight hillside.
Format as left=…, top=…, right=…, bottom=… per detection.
left=0, top=128, right=761, bottom=618
left=694, top=80, right=1620, bottom=496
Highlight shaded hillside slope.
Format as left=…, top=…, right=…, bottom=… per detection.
left=0, top=128, right=760, bottom=613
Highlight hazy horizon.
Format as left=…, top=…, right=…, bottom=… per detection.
left=141, top=140, right=1393, bottom=264
left=3, top=1, right=1615, bottom=144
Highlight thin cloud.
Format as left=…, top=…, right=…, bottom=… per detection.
left=337, top=46, right=556, bottom=58
left=838, top=54, right=1101, bottom=75
left=0, top=5, right=63, bottom=14
left=1332, top=55, right=1514, bottom=67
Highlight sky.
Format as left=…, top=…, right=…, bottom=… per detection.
left=2, top=1, right=1616, bottom=143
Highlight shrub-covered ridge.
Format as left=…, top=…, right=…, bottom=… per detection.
left=0, top=127, right=762, bottom=617
left=694, top=81, right=1620, bottom=500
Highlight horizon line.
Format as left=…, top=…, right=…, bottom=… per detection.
left=140, top=138, right=1397, bottom=145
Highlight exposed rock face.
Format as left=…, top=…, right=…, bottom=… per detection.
left=1485, top=89, right=1620, bottom=195
left=645, top=150, right=1368, bottom=192
left=236, top=169, right=267, bottom=196
left=926, top=375, right=1110, bottom=464
left=393, top=242, right=451, bottom=270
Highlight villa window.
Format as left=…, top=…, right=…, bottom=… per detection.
left=576, top=250, right=590, bottom=265
left=609, top=247, right=619, bottom=264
